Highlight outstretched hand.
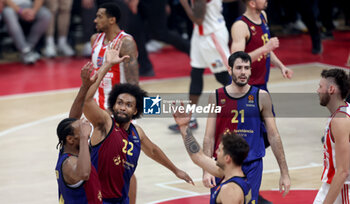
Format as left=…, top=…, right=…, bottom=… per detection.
left=81, top=62, right=97, bottom=88
left=175, top=169, right=194, bottom=186
left=105, top=40, right=130, bottom=66
left=172, top=102, right=192, bottom=128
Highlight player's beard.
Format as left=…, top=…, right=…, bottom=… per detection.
left=232, top=74, right=249, bottom=87
left=319, top=93, right=330, bottom=106
left=113, top=111, right=133, bottom=124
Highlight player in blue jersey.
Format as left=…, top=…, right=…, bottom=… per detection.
left=202, top=51, right=290, bottom=203
left=55, top=62, right=103, bottom=204
left=172, top=108, right=252, bottom=204
left=82, top=42, right=194, bottom=203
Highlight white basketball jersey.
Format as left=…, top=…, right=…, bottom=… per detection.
left=91, top=31, right=130, bottom=110
left=192, top=0, right=226, bottom=36
left=322, top=102, right=350, bottom=184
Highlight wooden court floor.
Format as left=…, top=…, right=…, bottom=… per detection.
left=0, top=64, right=342, bottom=203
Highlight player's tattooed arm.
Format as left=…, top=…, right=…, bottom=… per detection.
left=120, top=36, right=139, bottom=85
left=179, top=0, right=206, bottom=25
left=184, top=127, right=200, bottom=155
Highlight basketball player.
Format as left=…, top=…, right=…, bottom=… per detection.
left=168, top=0, right=232, bottom=132
left=91, top=3, right=139, bottom=203
left=230, top=0, right=293, bottom=92
left=202, top=51, right=290, bottom=203
left=314, top=68, right=350, bottom=204
left=83, top=43, right=194, bottom=203
left=55, top=62, right=103, bottom=203
left=173, top=108, right=252, bottom=204
left=91, top=2, right=138, bottom=110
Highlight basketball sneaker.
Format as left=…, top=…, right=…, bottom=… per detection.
left=168, top=119, right=198, bottom=132
left=43, top=43, right=57, bottom=58
left=21, top=50, right=37, bottom=64
left=57, top=42, right=75, bottom=57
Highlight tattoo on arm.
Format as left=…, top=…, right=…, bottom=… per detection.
left=184, top=128, right=200, bottom=154
left=121, top=37, right=139, bottom=85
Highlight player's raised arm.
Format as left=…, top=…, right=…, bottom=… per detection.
left=84, top=41, right=129, bottom=131
left=173, top=104, right=224, bottom=179
left=69, top=62, right=97, bottom=119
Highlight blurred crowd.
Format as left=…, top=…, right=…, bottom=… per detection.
left=0, top=0, right=349, bottom=75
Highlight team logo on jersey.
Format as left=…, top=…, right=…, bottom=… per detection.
left=143, top=95, right=161, bottom=115
left=248, top=95, right=254, bottom=103
left=220, top=99, right=226, bottom=105
left=97, top=56, right=104, bottom=67
left=113, top=155, right=121, bottom=166
left=250, top=26, right=257, bottom=36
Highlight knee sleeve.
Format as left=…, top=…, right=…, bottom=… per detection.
left=189, top=68, right=204, bottom=95
left=214, top=71, right=231, bottom=86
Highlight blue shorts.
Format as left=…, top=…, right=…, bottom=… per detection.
left=242, top=158, right=263, bottom=204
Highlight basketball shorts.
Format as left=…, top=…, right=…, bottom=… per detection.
left=314, top=182, right=350, bottom=204
left=190, top=27, right=229, bottom=73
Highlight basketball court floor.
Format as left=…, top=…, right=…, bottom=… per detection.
left=0, top=32, right=349, bottom=203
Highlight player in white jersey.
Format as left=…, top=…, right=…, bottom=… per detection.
left=91, top=2, right=138, bottom=110
left=314, top=68, right=350, bottom=204
left=90, top=3, right=139, bottom=204
left=169, top=0, right=231, bottom=132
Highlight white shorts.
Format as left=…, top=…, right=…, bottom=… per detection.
left=314, top=182, right=350, bottom=204
left=190, top=27, right=230, bottom=73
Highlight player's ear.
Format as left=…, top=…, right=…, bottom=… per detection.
left=329, top=84, right=336, bottom=95
left=66, top=135, right=75, bottom=145
left=225, top=154, right=231, bottom=163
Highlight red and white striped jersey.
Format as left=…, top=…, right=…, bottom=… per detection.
left=91, top=31, right=130, bottom=110
left=321, top=102, right=350, bottom=184
left=192, top=0, right=226, bottom=36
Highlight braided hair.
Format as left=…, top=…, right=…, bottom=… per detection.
left=56, top=118, right=78, bottom=150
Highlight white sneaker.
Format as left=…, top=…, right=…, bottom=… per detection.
left=146, top=40, right=164, bottom=53
left=21, top=51, right=38, bottom=64
left=57, top=43, right=75, bottom=57
left=82, top=42, right=92, bottom=57
left=43, top=43, right=57, bottom=58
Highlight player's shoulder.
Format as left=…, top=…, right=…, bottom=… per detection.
left=90, top=33, right=100, bottom=43
left=261, top=10, right=268, bottom=21
left=219, top=182, right=244, bottom=201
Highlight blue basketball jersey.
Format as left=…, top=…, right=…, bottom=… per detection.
left=55, top=152, right=103, bottom=204
left=214, top=86, right=265, bottom=162
left=210, top=176, right=252, bottom=204
left=90, top=117, right=141, bottom=203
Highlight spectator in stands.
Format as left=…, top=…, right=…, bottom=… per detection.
left=80, top=0, right=96, bottom=57
left=43, top=0, right=75, bottom=58
left=2, top=0, right=51, bottom=64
